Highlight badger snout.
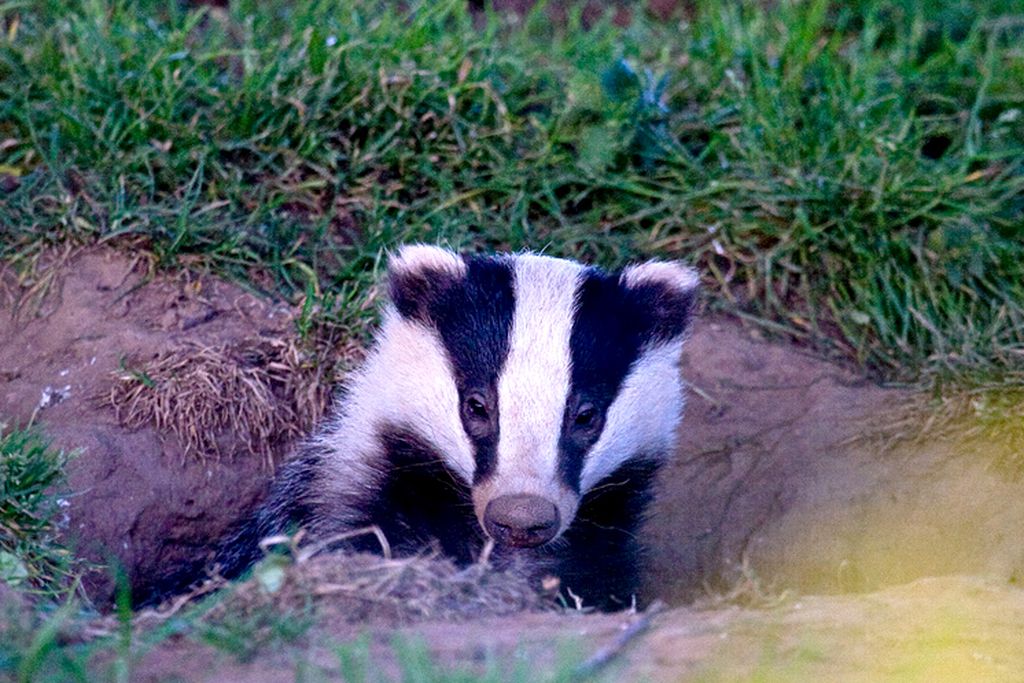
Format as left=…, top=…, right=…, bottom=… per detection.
left=483, top=494, right=560, bottom=548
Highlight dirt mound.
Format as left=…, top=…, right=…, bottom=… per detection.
left=4, top=252, right=1024, bottom=680
left=647, top=318, right=1024, bottom=600
left=209, top=550, right=553, bottom=627
left=638, top=575, right=1024, bottom=682
left=126, top=575, right=1024, bottom=682
left=3, top=251, right=1023, bottom=613
left=0, top=249, right=302, bottom=602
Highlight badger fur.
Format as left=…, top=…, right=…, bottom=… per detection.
left=215, top=245, right=698, bottom=611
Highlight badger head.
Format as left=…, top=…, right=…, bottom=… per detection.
left=350, top=244, right=697, bottom=552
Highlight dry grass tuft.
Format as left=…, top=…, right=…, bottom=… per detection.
left=846, top=383, right=1024, bottom=475
left=695, top=555, right=792, bottom=610
left=104, top=336, right=334, bottom=468
left=79, top=541, right=552, bottom=642
left=214, top=551, right=554, bottom=627
left=0, top=244, right=94, bottom=321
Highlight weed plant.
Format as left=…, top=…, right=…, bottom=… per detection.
left=0, top=428, right=75, bottom=597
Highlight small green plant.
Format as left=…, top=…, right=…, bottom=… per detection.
left=0, top=598, right=92, bottom=683
left=331, top=633, right=589, bottom=683
left=194, top=599, right=315, bottom=664
left=0, top=569, right=173, bottom=683
left=0, top=427, right=76, bottom=597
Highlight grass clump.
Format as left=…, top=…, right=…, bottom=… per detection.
left=105, top=336, right=337, bottom=467
left=209, top=549, right=553, bottom=627
left=0, top=0, right=1022, bottom=391
left=0, top=427, right=77, bottom=597
left=0, top=429, right=97, bottom=681
left=194, top=601, right=315, bottom=664
left=0, top=598, right=96, bottom=683
left=332, top=634, right=589, bottom=683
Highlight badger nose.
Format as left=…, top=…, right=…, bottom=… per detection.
left=483, top=494, right=560, bottom=548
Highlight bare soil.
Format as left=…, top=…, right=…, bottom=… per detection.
left=0, top=249, right=294, bottom=601
left=2, top=248, right=1023, bottom=680
left=647, top=320, right=1024, bottom=599
left=131, top=575, right=1024, bottom=682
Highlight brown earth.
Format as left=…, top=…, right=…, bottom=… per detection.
left=647, top=320, right=1024, bottom=600
left=0, top=249, right=295, bottom=601
left=130, top=575, right=1024, bottom=682
left=2, top=248, right=1024, bottom=680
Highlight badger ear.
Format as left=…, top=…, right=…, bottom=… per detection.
left=387, top=244, right=467, bottom=321
left=619, top=259, right=699, bottom=342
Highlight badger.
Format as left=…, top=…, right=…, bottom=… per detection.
left=215, top=244, right=698, bottom=611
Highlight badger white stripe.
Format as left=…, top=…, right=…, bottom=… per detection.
left=320, top=307, right=476, bottom=489
left=489, top=255, right=583, bottom=500
left=621, top=260, right=700, bottom=292
left=389, top=243, right=468, bottom=279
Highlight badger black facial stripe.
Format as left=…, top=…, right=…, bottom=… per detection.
left=560, top=268, right=655, bottom=490
left=423, top=256, right=516, bottom=482
left=388, top=250, right=465, bottom=324
left=370, top=424, right=482, bottom=563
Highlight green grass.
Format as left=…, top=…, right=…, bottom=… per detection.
left=331, top=634, right=591, bottom=683
left=194, top=601, right=316, bottom=664
left=0, top=588, right=591, bottom=683
left=0, top=598, right=96, bottom=683
left=1, top=0, right=1022, bottom=392
left=0, top=428, right=77, bottom=597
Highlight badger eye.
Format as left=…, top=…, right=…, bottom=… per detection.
left=574, top=404, right=597, bottom=428
left=465, top=394, right=490, bottom=420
